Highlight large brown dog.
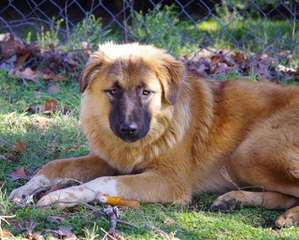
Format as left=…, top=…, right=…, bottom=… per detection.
left=9, top=43, right=299, bottom=227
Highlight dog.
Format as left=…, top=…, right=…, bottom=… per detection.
left=9, top=43, right=299, bottom=227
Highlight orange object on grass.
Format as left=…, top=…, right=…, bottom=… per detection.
left=96, top=193, right=140, bottom=208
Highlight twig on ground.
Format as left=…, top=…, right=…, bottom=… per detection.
left=145, top=223, right=177, bottom=240
left=100, top=227, right=124, bottom=240
left=0, top=215, right=15, bottom=225
left=117, top=219, right=138, bottom=229
left=102, top=206, right=119, bottom=236
left=34, top=199, right=137, bottom=236
left=20, top=183, right=138, bottom=237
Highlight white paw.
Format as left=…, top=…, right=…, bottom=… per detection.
left=9, top=175, right=52, bottom=206
left=9, top=185, right=32, bottom=206
left=36, top=185, right=96, bottom=207
left=36, top=176, right=118, bottom=208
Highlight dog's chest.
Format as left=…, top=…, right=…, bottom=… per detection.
left=111, top=154, right=145, bottom=174
left=93, top=146, right=145, bottom=173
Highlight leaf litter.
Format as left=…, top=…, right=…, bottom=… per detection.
left=1, top=33, right=298, bottom=95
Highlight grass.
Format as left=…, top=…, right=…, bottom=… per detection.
left=1, top=70, right=299, bottom=239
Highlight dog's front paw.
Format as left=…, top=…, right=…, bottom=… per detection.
left=9, top=175, right=52, bottom=207
left=9, top=185, right=32, bottom=206
left=36, top=185, right=96, bottom=208
left=209, top=191, right=243, bottom=212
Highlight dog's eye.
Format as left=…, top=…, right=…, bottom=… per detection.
left=105, top=89, right=118, bottom=97
left=142, top=89, right=151, bottom=96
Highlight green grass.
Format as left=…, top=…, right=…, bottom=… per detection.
left=1, top=70, right=299, bottom=239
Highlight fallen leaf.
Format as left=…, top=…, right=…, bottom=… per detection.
left=211, top=54, right=225, bottom=64
left=0, top=33, right=88, bottom=87
left=15, top=44, right=40, bottom=66
left=0, top=33, right=24, bottom=59
left=9, top=167, right=29, bottom=181
left=232, top=52, right=246, bottom=65
left=26, top=99, right=59, bottom=115
left=13, top=67, right=39, bottom=82
left=48, top=43, right=56, bottom=50
left=16, top=51, right=31, bottom=66
left=13, top=140, right=26, bottom=154
left=44, top=99, right=59, bottom=112
left=42, top=73, right=66, bottom=81
left=0, top=229, right=14, bottom=238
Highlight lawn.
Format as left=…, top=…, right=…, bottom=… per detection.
left=1, top=70, right=299, bottom=239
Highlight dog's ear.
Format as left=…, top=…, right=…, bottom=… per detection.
left=159, top=55, right=184, bottom=105
left=80, top=55, right=104, bottom=93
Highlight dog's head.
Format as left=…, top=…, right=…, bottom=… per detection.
left=80, top=43, right=184, bottom=143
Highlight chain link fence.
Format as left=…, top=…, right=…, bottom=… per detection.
left=0, top=1, right=299, bottom=80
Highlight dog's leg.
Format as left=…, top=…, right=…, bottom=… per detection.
left=36, top=170, right=191, bottom=207
left=9, top=155, right=116, bottom=204
left=210, top=190, right=297, bottom=212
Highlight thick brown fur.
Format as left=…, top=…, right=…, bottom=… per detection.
left=10, top=43, right=299, bottom=227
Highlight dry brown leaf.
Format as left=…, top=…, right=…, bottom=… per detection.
left=48, top=43, right=56, bottom=50
left=13, top=140, right=26, bottom=154
left=9, top=167, right=29, bottom=181
left=0, top=229, right=14, bottom=238
left=13, top=67, right=39, bottom=82
left=27, top=99, right=59, bottom=114
left=15, top=44, right=40, bottom=66
left=0, top=33, right=24, bottom=59
left=1, top=33, right=88, bottom=86
left=211, top=54, right=225, bottom=64
left=232, top=52, right=246, bottom=65
left=16, top=51, right=31, bottom=66
left=44, top=99, right=59, bottom=112
left=42, top=73, right=66, bottom=81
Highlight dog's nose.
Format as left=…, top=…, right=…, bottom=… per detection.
left=120, top=122, right=138, bottom=136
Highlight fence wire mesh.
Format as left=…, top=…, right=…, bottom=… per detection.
left=0, top=1, right=299, bottom=80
